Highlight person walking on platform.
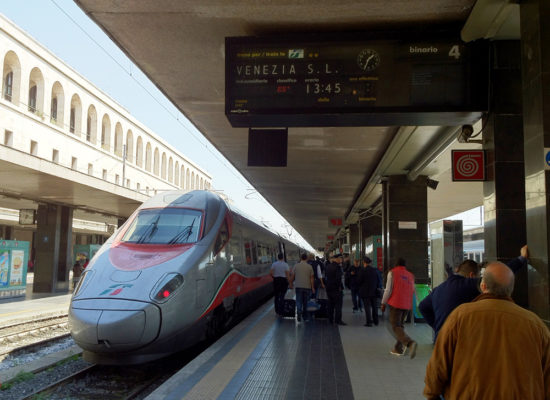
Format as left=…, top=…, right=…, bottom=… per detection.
left=291, top=253, right=315, bottom=322
left=418, top=245, right=529, bottom=341
left=357, top=256, right=381, bottom=326
left=72, top=261, right=84, bottom=290
left=381, top=258, right=417, bottom=358
left=423, top=261, right=550, bottom=400
left=325, top=254, right=347, bottom=326
left=270, top=253, right=290, bottom=317
left=349, top=258, right=362, bottom=313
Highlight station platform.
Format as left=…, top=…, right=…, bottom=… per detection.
left=0, top=280, right=434, bottom=399
left=0, top=274, right=72, bottom=325
left=147, top=294, right=433, bottom=400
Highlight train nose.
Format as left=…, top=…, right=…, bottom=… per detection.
left=69, top=299, right=161, bottom=353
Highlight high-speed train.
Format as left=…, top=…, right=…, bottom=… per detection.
left=69, top=190, right=303, bottom=364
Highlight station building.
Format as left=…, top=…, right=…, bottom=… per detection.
left=0, top=14, right=211, bottom=296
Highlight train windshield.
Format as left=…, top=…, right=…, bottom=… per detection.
left=121, top=208, right=202, bottom=244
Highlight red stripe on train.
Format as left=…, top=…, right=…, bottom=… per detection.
left=199, top=271, right=272, bottom=318
left=109, top=242, right=194, bottom=271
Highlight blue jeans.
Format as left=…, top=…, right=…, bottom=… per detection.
left=351, top=288, right=362, bottom=310
left=295, top=287, right=311, bottom=320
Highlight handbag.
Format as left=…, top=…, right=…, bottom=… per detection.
left=317, top=287, right=328, bottom=300
left=306, top=299, right=320, bottom=312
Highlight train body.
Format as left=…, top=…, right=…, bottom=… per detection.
left=68, top=190, right=302, bottom=364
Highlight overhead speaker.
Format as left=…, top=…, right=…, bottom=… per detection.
left=426, top=178, right=439, bottom=190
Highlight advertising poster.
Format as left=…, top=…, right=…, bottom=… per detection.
left=0, top=250, right=9, bottom=287
left=9, top=250, right=24, bottom=286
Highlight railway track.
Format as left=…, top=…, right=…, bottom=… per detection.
left=0, top=314, right=69, bottom=357
left=21, top=363, right=169, bottom=400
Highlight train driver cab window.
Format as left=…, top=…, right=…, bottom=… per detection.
left=213, top=219, right=229, bottom=256
left=121, top=208, right=202, bottom=244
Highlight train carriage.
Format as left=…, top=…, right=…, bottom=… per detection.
left=69, top=190, right=302, bottom=364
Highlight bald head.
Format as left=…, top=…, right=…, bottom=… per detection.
left=481, top=261, right=515, bottom=297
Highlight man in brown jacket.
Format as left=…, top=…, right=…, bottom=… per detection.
left=423, top=261, right=550, bottom=400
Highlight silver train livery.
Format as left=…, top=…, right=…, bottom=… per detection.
left=69, top=190, right=303, bottom=364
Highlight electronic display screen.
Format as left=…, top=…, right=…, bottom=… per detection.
left=225, top=34, right=489, bottom=127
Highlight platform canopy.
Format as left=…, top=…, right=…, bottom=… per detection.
left=74, top=0, right=519, bottom=251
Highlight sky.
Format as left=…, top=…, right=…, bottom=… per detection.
left=0, top=0, right=315, bottom=250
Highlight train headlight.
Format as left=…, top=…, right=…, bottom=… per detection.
left=151, top=273, right=184, bottom=303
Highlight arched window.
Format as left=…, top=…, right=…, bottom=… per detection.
left=191, top=172, right=195, bottom=189
left=126, top=130, right=134, bottom=163
left=186, top=169, right=190, bottom=190
left=161, top=152, right=167, bottom=179
left=136, top=137, right=143, bottom=167
left=174, top=161, right=179, bottom=186
left=168, top=157, right=174, bottom=182
left=200, top=177, right=204, bottom=190
left=50, top=82, right=65, bottom=127
left=145, top=142, right=152, bottom=172
left=101, top=114, right=111, bottom=151
left=3, top=51, right=21, bottom=104
left=86, top=105, right=97, bottom=144
left=153, top=148, right=160, bottom=175
left=181, top=166, right=185, bottom=189
left=28, top=67, right=44, bottom=114
left=114, top=123, right=123, bottom=157
left=70, top=94, right=82, bottom=135
left=4, top=70, right=13, bottom=100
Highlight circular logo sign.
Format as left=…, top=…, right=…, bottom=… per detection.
left=456, top=154, right=480, bottom=177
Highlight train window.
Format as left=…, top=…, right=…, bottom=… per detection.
left=121, top=208, right=202, bottom=244
left=244, top=239, right=258, bottom=265
left=229, top=230, right=243, bottom=265
left=213, top=219, right=229, bottom=256
left=258, top=243, right=269, bottom=263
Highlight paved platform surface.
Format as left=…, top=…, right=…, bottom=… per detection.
left=147, top=294, right=433, bottom=400
left=0, top=274, right=72, bottom=325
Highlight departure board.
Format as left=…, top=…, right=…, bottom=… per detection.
left=225, top=34, right=489, bottom=127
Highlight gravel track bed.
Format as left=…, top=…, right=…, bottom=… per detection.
left=0, top=336, right=76, bottom=371
left=1, top=356, right=92, bottom=400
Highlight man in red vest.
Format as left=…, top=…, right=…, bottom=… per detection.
left=381, top=258, right=417, bottom=358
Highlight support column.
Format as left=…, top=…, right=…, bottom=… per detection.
left=483, top=40, right=528, bottom=308
left=34, top=204, right=73, bottom=293
left=521, top=0, right=550, bottom=321
left=382, top=175, right=429, bottom=283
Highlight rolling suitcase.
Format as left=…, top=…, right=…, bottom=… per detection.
left=281, top=288, right=296, bottom=317
left=315, top=287, right=329, bottom=318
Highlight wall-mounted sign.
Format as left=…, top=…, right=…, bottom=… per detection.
left=545, top=148, right=550, bottom=170
left=398, top=221, right=417, bottom=230
left=225, top=33, right=489, bottom=127
left=328, top=217, right=343, bottom=228
left=452, top=150, right=486, bottom=181
left=19, top=209, right=36, bottom=225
